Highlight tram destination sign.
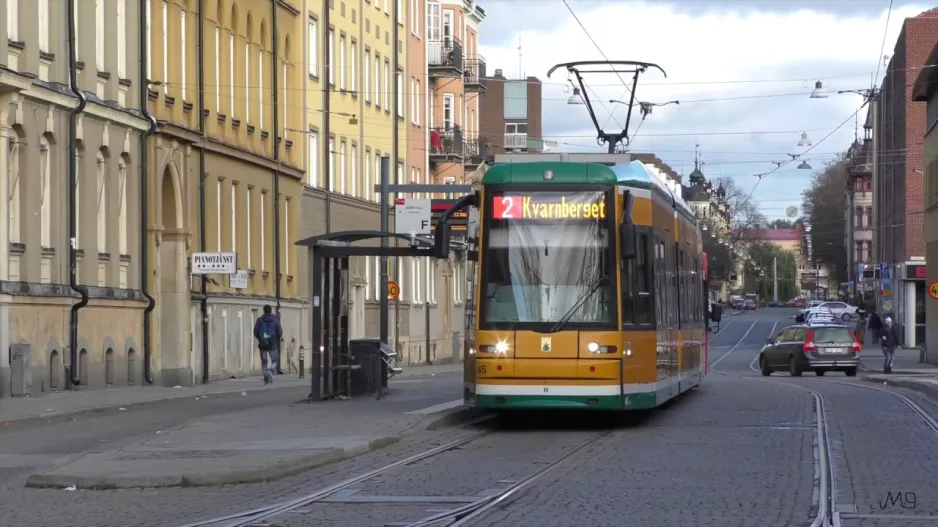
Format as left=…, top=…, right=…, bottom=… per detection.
left=491, top=192, right=607, bottom=221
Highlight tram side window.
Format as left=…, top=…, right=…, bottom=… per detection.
left=677, top=248, right=685, bottom=327
left=635, top=234, right=652, bottom=325
left=692, top=257, right=699, bottom=323
left=654, top=237, right=663, bottom=327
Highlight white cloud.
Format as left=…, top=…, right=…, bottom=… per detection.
left=476, top=0, right=932, bottom=213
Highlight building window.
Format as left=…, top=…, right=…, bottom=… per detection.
left=95, top=0, right=105, bottom=71
left=40, top=138, right=52, bottom=248
left=96, top=152, right=107, bottom=254
left=443, top=93, right=454, bottom=129
left=855, top=206, right=863, bottom=228
left=328, top=138, right=335, bottom=191
left=410, top=0, right=417, bottom=35
left=162, top=0, right=169, bottom=94
left=415, top=80, right=421, bottom=124
left=230, top=184, right=237, bottom=251
left=339, top=140, right=347, bottom=194
left=364, top=149, right=372, bottom=201
left=244, top=41, right=250, bottom=121
left=864, top=206, right=872, bottom=228
left=854, top=241, right=861, bottom=264
left=396, top=70, right=403, bottom=118
left=284, top=199, right=291, bottom=275
left=73, top=0, right=80, bottom=60
left=308, top=130, right=319, bottom=187
left=384, top=61, right=390, bottom=110
left=258, top=51, right=264, bottom=128
left=328, top=28, right=334, bottom=85
left=118, top=160, right=127, bottom=255
left=145, top=0, right=151, bottom=79
left=350, top=144, right=358, bottom=197
left=308, top=19, right=318, bottom=77
left=411, top=257, right=419, bottom=302
left=74, top=151, right=80, bottom=247
left=374, top=152, right=381, bottom=201
left=350, top=41, right=357, bottom=93
left=119, top=1, right=128, bottom=73
left=339, top=35, right=346, bottom=91
left=397, top=0, right=402, bottom=23
left=374, top=55, right=381, bottom=108
left=229, top=33, right=235, bottom=116
left=246, top=187, right=253, bottom=268
left=7, top=139, right=20, bottom=244
left=215, top=26, right=221, bottom=110
left=282, top=55, right=288, bottom=132
left=216, top=179, right=222, bottom=250
left=364, top=50, right=371, bottom=102
left=7, top=0, right=18, bottom=42
left=427, top=259, right=435, bottom=303
left=180, top=9, right=187, bottom=100
left=260, top=191, right=267, bottom=271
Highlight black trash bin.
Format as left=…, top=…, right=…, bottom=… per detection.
left=710, top=302, right=723, bottom=332
left=347, top=339, right=402, bottom=396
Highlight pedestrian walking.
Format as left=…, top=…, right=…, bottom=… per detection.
left=853, top=312, right=867, bottom=345
left=879, top=316, right=900, bottom=374
left=253, top=305, right=283, bottom=384
left=868, top=311, right=883, bottom=341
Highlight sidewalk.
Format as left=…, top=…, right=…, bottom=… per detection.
left=858, top=346, right=938, bottom=401
left=0, top=362, right=462, bottom=424
left=21, top=366, right=481, bottom=490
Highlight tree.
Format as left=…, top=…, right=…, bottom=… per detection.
left=801, top=154, right=849, bottom=282
left=767, top=219, right=794, bottom=229
left=743, top=243, right=799, bottom=301
left=713, top=177, right=767, bottom=249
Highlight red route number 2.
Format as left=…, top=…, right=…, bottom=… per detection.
left=492, top=195, right=522, bottom=219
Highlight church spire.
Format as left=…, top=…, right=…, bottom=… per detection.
left=689, top=141, right=705, bottom=184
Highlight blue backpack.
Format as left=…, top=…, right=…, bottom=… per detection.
left=258, top=318, right=276, bottom=350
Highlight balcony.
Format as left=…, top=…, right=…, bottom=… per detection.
left=428, top=38, right=463, bottom=78
left=464, top=55, right=486, bottom=91
left=464, top=138, right=489, bottom=168
left=429, top=126, right=464, bottom=164
left=504, top=132, right=528, bottom=150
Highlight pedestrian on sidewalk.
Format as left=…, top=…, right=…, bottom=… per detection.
left=254, top=305, right=283, bottom=384
left=879, top=316, right=900, bottom=374
left=854, top=312, right=867, bottom=345
left=868, top=311, right=883, bottom=342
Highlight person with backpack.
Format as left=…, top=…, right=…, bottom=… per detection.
left=253, top=305, right=283, bottom=384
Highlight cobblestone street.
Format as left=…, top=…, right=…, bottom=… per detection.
left=2, top=311, right=937, bottom=527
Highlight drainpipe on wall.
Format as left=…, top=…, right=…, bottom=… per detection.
left=67, top=0, right=88, bottom=388
left=198, top=0, right=210, bottom=383
left=140, top=0, right=157, bottom=384
left=322, top=0, right=331, bottom=234
left=272, top=1, right=282, bottom=316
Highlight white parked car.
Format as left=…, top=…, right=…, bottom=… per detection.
left=812, top=301, right=859, bottom=321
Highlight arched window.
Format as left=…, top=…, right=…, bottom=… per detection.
left=39, top=135, right=52, bottom=248
left=118, top=155, right=129, bottom=255
left=245, top=12, right=253, bottom=123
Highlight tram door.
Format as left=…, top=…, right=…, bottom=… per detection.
left=667, top=239, right=677, bottom=397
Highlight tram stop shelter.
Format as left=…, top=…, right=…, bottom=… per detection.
left=295, top=231, right=439, bottom=403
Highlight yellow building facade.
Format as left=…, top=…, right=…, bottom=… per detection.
left=144, top=0, right=305, bottom=386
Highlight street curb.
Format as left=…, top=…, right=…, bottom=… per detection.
left=23, top=405, right=485, bottom=490
left=2, top=383, right=310, bottom=426
left=860, top=375, right=938, bottom=401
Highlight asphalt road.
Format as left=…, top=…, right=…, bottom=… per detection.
left=2, top=308, right=937, bottom=527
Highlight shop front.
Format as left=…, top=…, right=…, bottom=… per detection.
left=897, top=262, right=927, bottom=347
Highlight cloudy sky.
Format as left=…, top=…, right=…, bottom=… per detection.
left=477, top=0, right=932, bottom=222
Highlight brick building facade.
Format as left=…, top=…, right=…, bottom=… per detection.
left=874, top=10, right=938, bottom=347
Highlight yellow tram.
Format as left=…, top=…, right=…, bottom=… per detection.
left=452, top=158, right=708, bottom=410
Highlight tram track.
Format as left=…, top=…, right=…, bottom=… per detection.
left=716, top=318, right=938, bottom=527
left=178, top=424, right=620, bottom=527
left=710, top=320, right=834, bottom=527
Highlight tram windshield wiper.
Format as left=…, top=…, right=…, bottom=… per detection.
left=546, top=278, right=606, bottom=334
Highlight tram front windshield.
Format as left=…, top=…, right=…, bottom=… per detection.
left=480, top=190, right=614, bottom=329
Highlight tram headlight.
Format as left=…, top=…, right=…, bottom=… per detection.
left=494, top=340, right=509, bottom=354
left=587, top=341, right=600, bottom=353
left=587, top=342, right=616, bottom=354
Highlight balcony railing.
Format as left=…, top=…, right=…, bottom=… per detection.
left=429, top=126, right=464, bottom=160
left=464, top=138, right=488, bottom=165
left=428, top=38, right=463, bottom=75
left=504, top=133, right=528, bottom=150
left=464, top=55, right=486, bottom=89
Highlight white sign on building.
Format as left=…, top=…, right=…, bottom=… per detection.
left=229, top=269, right=249, bottom=288
left=395, top=199, right=431, bottom=235
left=192, top=252, right=237, bottom=275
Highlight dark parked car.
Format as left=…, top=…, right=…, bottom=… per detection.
left=757, top=323, right=860, bottom=377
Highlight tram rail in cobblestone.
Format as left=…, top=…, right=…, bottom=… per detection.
left=711, top=321, right=834, bottom=527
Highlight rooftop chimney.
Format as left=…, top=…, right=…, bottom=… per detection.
left=494, top=68, right=503, bottom=77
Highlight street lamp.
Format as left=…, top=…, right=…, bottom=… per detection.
left=810, top=80, right=828, bottom=99
left=797, top=160, right=812, bottom=170
left=797, top=132, right=812, bottom=147
left=567, top=87, right=585, bottom=105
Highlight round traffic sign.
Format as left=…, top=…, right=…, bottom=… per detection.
left=929, top=280, right=938, bottom=300
left=387, top=280, right=400, bottom=301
